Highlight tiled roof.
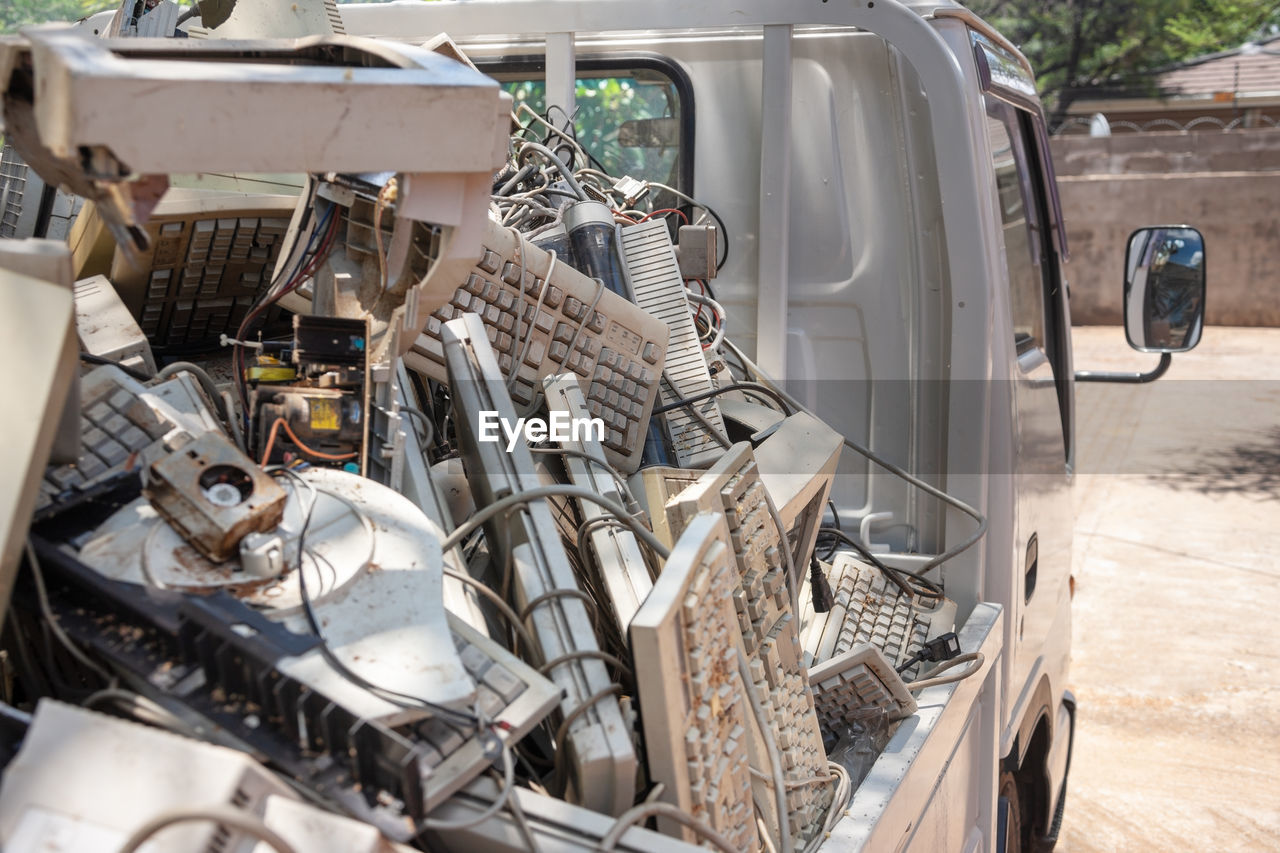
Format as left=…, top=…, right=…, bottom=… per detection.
left=1158, top=36, right=1280, bottom=96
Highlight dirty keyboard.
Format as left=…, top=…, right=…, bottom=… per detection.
left=38, top=365, right=224, bottom=512
left=38, top=368, right=170, bottom=510
left=405, top=215, right=670, bottom=472
left=800, top=552, right=957, bottom=680
left=808, top=643, right=918, bottom=740
left=662, top=443, right=833, bottom=844
left=631, top=512, right=759, bottom=852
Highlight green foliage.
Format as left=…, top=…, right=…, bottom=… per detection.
left=969, top=0, right=1280, bottom=112
left=506, top=76, right=680, bottom=184
left=1164, top=1, right=1280, bottom=57
left=0, top=0, right=111, bottom=33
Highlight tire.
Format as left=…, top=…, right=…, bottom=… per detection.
left=999, top=770, right=1023, bottom=853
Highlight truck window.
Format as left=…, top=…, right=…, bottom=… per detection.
left=497, top=72, right=684, bottom=189
left=985, top=100, right=1047, bottom=353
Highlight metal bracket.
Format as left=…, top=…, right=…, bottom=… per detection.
left=1073, top=352, right=1171, bottom=384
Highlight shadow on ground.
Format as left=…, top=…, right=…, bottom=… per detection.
left=1156, top=426, right=1280, bottom=498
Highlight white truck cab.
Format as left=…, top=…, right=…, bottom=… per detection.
left=0, top=2, right=1207, bottom=851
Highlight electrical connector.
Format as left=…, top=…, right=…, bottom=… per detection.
left=810, top=557, right=836, bottom=613
left=895, top=631, right=961, bottom=674
left=612, top=175, right=650, bottom=207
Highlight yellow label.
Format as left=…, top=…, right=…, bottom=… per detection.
left=308, top=397, right=341, bottom=432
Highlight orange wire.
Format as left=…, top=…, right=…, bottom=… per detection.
left=259, top=417, right=357, bottom=466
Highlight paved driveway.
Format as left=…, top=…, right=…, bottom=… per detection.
left=1060, top=327, right=1280, bottom=851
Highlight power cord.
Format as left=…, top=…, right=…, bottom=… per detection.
left=895, top=631, right=961, bottom=675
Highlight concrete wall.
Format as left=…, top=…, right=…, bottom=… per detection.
left=1050, top=129, right=1280, bottom=325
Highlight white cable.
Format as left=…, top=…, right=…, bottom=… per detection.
left=420, top=738, right=517, bottom=831
left=904, top=651, right=985, bottom=691
left=737, top=648, right=794, bottom=853
left=512, top=249, right=557, bottom=380
left=137, top=520, right=169, bottom=590
left=687, top=290, right=727, bottom=352
left=117, top=805, right=298, bottom=853
left=25, top=540, right=115, bottom=684
left=599, top=801, right=739, bottom=853
left=440, top=484, right=671, bottom=562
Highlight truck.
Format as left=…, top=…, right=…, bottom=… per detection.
left=0, top=1, right=1206, bottom=852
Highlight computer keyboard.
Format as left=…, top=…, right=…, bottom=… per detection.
left=799, top=552, right=958, bottom=679
left=405, top=214, right=670, bottom=472
left=443, top=313, right=637, bottom=816
left=101, top=189, right=297, bottom=351
left=620, top=219, right=726, bottom=468
left=37, top=365, right=220, bottom=512
left=808, top=644, right=918, bottom=741
left=543, top=373, right=653, bottom=635
left=630, top=511, right=760, bottom=853
left=416, top=614, right=562, bottom=812
left=660, top=443, right=833, bottom=844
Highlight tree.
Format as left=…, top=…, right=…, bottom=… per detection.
left=969, top=0, right=1280, bottom=115
left=0, top=0, right=112, bottom=33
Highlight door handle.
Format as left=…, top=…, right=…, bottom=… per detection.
left=1024, top=533, right=1038, bottom=603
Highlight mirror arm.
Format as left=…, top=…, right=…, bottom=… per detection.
left=1074, top=352, right=1172, bottom=384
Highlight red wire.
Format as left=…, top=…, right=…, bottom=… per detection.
left=687, top=279, right=707, bottom=325
left=639, top=208, right=690, bottom=225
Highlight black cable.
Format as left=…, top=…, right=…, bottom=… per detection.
left=650, top=381, right=792, bottom=418
left=817, top=527, right=944, bottom=600
left=78, top=353, right=151, bottom=382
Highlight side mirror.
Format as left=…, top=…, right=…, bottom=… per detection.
left=1124, top=226, right=1205, bottom=353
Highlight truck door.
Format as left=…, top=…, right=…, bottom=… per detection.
left=984, top=97, right=1074, bottom=743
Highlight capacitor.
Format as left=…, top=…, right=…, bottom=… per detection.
left=564, top=200, right=632, bottom=299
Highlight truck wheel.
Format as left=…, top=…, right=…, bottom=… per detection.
left=999, top=770, right=1023, bottom=853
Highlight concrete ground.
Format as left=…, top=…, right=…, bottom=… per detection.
left=1058, top=327, right=1280, bottom=852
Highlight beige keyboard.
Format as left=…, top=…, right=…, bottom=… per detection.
left=405, top=215, right=670, bottom=472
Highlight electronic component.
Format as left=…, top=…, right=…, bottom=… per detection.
left=188, top=0, right=346, bottom=38
left=443, top=313, right=637, bottom=815
left=73, top=274, right=157, bottom=376
left=102, top=188, right=298, bottom=353
left=630, top=512, right=760, bottom=852
left=620, top=218, right=727, bottom=468
left=543, top=373, right=652, bottom=634
left=808, top=644, right=918, bottom=735
left=406, top=213, right=670, bottom=473
left=82, top=466, right=477, bottom=723
left=0, top=699, right=297, bottom=853
left=798, top=552, right=958, bottom=679
left=752, top=411, right=843, bottom=568
left=661, top=443, right=833, bottom=845
left=250, top=315, right=369, bottom=470
left=36, top=365, right=222, bottom=513
left=675, top=223, right=718, bottom=281
left=564, top=199, right=631, bottom=298
left=37, top=465, right=558, bottom=825
left=143, top=431, right=287, bottom=563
